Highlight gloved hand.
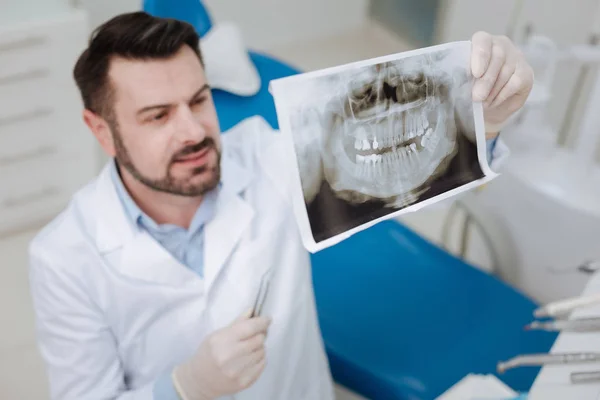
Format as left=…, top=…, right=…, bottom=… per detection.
left=470, top=31, right=535, bottom=136
left=172, top=309, right=271, bottom=400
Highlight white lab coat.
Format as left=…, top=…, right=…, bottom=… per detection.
left=28, top=116, right=335, bottom=400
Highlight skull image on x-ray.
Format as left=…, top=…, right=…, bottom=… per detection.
left=283, top=45, right=485, bottom=244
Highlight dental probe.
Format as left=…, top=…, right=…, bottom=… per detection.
left=571, top=370, right=600, bottom=384
left=525, top=317, right=600, bottom=332
left=533, top=293, right=600, bottom=318
left=250, top=268, right=273, bottom=318
left=497, top=352, right=600, bottom=374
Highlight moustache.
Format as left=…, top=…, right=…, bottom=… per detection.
left=172, top=137, right=217, bottom=162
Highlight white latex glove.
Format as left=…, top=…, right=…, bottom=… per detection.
left=470, top=31, right=534, bottom=136
left=173, top=309, right=271, bottom=400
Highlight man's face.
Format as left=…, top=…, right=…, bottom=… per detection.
left=107, top=45, right=221, bottom=196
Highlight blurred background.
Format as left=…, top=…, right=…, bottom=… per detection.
left=3, top=0, right=600, bottom=398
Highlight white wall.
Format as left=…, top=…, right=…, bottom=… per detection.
left=509, top=0, right=600, bottom=150
left=203, top=0, right=370, bottom=50
left=79, top=0, right=142, bottom=30
left=434, top=0, right=518, bottom=42
left=3, top=0, right=72, bottom=24
left=435, top=0, right=600, bottom=151
left=77, top=0, right=369, bottom=50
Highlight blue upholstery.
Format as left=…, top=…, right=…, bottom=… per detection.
left=143, top=0, right=301, bottom=131
left=310, top=219, right=558, bottom=399
left=143, top=0, right=213, bottom=37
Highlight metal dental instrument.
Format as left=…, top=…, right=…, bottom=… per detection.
left=250, top=268, right=272, bottom=318
left=533, top=293, right=600, bottom=318
left=525, top=317, right=600, bottom=332
left=571, top=370, right=600, bottom=384
left=497, top=352, right=600, bottom=374
left=576, top=260, right=600, bottom=275
left=548, top=259, right=600, bottom=275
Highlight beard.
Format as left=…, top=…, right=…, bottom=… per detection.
left=111, top=123, right=221, bottom=197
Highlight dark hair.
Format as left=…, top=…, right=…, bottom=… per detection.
left=73, top=11, right=204, bottom=120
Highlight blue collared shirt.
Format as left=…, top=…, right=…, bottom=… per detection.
left=110, top=160, right=219, bottom=278
left=487, top=134, right=499, bottom=162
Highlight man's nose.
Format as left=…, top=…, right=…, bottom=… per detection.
left=174, top=106, right=206, bottom=143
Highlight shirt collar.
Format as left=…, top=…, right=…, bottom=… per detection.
left=109, top=159, right=221, bottom=234
left=110, top=159, right=143, bottom=227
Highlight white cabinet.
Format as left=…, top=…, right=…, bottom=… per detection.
left=0, top=9, right=99, bottom=236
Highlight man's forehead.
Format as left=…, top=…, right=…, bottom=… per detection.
left=108, top=47, right=206, bottom=104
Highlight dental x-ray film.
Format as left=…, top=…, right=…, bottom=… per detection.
left=269, top=41, right=498, bottom=253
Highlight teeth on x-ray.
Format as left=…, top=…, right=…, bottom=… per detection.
left=325, top=54, right=458, bottom=198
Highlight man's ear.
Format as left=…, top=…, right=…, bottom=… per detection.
left=83, top=109, right=116, bottom=157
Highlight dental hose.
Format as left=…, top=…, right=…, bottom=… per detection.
left=525, top=317, right=600, bottom=332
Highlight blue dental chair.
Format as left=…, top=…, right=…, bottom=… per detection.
left=144, top=2, right=558, bottom=399
left=311, top=220, right=557, bottom=399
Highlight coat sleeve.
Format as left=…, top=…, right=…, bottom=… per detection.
left=28, top=243, right=168, bottom=400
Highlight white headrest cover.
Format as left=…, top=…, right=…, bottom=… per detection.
left=200, top=22, right=261, bottom=96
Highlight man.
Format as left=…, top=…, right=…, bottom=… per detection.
left=28, top=11, right=533, bottom=400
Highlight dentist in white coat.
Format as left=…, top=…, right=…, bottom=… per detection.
left=28, top=11, right=533, bottom=400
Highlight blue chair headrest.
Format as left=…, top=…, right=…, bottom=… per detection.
left=143, top=0, right=213, bottom=37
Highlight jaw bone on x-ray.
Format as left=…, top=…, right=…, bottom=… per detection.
left=270, top=41, right=498, bottom=253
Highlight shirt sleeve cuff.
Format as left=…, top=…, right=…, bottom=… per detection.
left=153, top=370, right=181, bottom=400
left=486, top=135, right=499, bottom=164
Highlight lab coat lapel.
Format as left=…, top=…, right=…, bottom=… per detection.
left=203, top=151, right=254, bottom=294
left=93, top=163, right=200, bottom=287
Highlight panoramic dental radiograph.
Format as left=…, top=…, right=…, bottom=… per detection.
left=270, top=42, right=494, bottom=251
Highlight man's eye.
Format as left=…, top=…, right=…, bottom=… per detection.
left=153, top=112, right=167, bottom=121
left=192, top=96, right=206, bottom=105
